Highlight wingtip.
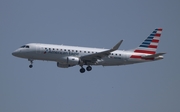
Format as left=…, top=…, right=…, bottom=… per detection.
left=119, top=40, right=123, bottom=44
left=112, top=40, right=123, bottom=50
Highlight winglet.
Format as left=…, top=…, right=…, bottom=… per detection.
left=112, top=40, right=123, bottom=51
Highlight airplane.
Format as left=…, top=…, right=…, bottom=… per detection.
left=12, top=28, right=165, bottom=73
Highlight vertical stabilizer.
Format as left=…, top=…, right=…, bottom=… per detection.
left=134, top=28, right=163, bottom=54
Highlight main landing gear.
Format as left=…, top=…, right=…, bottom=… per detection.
left=28, top=59, right=33, bottom=68
left=86, top=66, right=92, bottom=71
left=80, top=66, right=92, bottom=73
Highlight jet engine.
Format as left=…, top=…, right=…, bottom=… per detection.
left=57, top=56, right=81, bottom=68
left=57, top=62, right=75, bottom=68
left=67, top=56, right=80, bottom=65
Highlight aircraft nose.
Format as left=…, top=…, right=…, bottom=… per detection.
left=12, top=50, right=19, bottom=57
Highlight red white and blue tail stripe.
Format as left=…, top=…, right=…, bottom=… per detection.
left=133, top=28, right=162, bottom=55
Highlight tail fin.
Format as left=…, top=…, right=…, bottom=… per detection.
left=134, top=28, right=163, bottom=54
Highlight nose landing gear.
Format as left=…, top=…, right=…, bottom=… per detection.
left=29, top=65, right=33, bottom=68
left=28, top=59, right=33, bottom=68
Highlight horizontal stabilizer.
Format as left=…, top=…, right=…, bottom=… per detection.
left=142, top=53, right=166, bottom=58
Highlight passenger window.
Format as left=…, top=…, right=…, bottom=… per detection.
left=68, top=50, right=70, bottom=51
left=64, top=49, right=66, bottom=51
left=84, top=51, right=86, bottom=53
left=88, top=51, right=90, bottom=53
left=76, top=50, right=78, bottom=52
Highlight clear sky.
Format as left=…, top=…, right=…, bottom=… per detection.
left=1, top=0, right=180, bottom=112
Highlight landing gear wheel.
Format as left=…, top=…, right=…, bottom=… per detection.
left=86, top=66, right=92, bottom=71
left=28, top=59, right=33, bottom=68
left=80, top=67, right=85, bottom=73
left=29, top=65, right=33, bottom=68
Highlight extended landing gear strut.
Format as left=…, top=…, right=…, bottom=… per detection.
left=28, top=59, right=33, bottom=68
left=79, top=66, right=92, bottom=73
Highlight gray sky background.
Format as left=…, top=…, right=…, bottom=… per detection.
left=1, top=0, right=180, bottom=112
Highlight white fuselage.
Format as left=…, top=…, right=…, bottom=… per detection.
left=12, top=43, right=157, bottom=66
left=12, top=28, right=164, bottom=73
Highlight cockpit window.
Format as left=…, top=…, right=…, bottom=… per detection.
left=20, top=45, right=30, bottom=48
left=21, top=45, right=26, bottom=48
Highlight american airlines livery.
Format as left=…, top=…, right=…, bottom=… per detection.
left=12, top=28, right=165, bottom=73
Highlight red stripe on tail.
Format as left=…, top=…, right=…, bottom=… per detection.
left=148, top=45, right=157, bottom=48
left=134, top=50, right=155, bottom=54
left=130, top=55, right=154, bottom=60
left=152, top=39, right=159, bottom=43
left=157, top=28, right=162, bottom=31
left=155, top=33, right=161, bottom=37
left=130, top=55, right=142, bottom=59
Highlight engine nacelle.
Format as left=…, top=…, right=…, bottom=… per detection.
left=57, top=56, right=80, bottom=68
left=67, top=56, right=80, bottom=65
left=57, top=62, right=75, bottom=68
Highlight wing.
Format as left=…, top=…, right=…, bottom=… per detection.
left=80, top=40, right=123, bottom=62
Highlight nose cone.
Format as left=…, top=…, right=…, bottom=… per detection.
left=12, top=51, right=17, bottom=56
left=12, top=50, right=19, bottom=57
